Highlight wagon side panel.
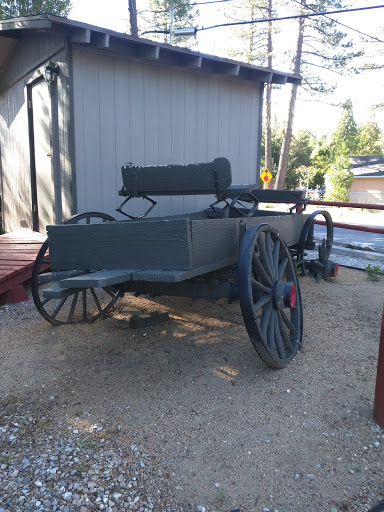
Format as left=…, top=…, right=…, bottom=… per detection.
left=245, top=214, right=305, bottom=247
left=190, top=219, right=239, bottom=270
left=47, top=219, right=193, bottom=271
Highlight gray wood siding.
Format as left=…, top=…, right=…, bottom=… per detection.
left=0, top=44, right=72, bottom=232
left=0, top=79, right=31, bottom=231
left=72, top=49, right=262, bottom=219
left=0, top=31, right=66, bottom=91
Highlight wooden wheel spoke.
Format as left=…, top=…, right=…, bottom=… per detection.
left=277, top=311, right=293, bottom=351
left=250, top=277, right=271, bottom=295
left=258, top=233, right=274, bottom=280
left=280, top=309, right=296, bottom=333
left=253, top=294, right=272, bottom=311
left=260, top=302, right=273, bottom=335
left=103, top=287, right=116, bottom=298
left=252, top=252, right=272, bottom=286
left=267, top=308, right=275, bottom=350
left=82, top=290, right=87, bottom=321
left=51, top=297, right=68, bottom=319
left=278, top=256, right=288, bottom=281
left=265, top=232, right=275, bottom=278
left=273, top=311, right=286, bottom=359
left=272, top=239, right=280, bottom=278
left=67, top=292, right=79, bottom=323
left=90, top=288, right=102, bottom=313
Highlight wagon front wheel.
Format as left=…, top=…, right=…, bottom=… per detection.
left=296, top=210, right=338, bottom=282
left=31, top=212, right=121, bottom=326
left=238, top=224, right=303, bottom=369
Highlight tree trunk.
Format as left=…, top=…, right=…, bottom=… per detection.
left=264, top=0, right=273, bottom=189
left=129, top=0, right=138, bottom=37
left=274, top=1, right=305, bottom=190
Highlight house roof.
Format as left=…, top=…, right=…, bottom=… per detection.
left=350, top=156, right=384, bottom=178
left=0, top=13, right=302, bottom=86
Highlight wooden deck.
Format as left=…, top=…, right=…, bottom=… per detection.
left=0, top=230, right=46, bottom=304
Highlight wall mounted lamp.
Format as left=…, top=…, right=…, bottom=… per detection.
left=44, top=64, right=60, bottom=83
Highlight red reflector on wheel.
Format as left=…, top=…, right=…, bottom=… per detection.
left=290, top=285, right=296, bottom=309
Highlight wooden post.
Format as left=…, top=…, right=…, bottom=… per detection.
left=374, top=300, right=384, bottom=428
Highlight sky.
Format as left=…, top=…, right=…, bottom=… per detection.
left=69, top=0, right=384, bottom=137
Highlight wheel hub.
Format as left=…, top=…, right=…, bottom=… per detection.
left=272, top=281, right=296, bottom=310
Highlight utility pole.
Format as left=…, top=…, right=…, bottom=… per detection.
left=128, top=0, right=138, bottom=36
left=169, top=0, right=174, bottom=44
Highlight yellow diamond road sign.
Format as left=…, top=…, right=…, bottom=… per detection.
left=261, top=169, right=272, bottom=184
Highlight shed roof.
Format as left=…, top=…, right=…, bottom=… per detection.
left=350, top=156, right=384, bottom=178
left=0, top=13, right=301, bottom=86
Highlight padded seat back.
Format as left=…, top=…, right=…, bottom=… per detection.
left=120, top=157, right=232, bottom=197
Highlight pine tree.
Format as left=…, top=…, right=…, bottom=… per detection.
left=357, top=119, right=384, bottom=156
left=0, top=0, right=71, bottom=18
left=274, top=0, right=362, bottom=189
left=331, top=99, right=359, bottom=156
left=225, top=0, right=276, bottom=186
left=226, top=0, right=271, bottom=65
left=145, top=0, right=198, bottom=46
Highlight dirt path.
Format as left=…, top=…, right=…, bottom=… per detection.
left=1, top=267, right=384, bottom=511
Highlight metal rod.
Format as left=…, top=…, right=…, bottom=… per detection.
left=308, top=200, right=384, bottom=210
left=314, top=220, right=384, bottom=235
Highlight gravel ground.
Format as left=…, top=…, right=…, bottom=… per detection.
left=1, top=263, right=384, bottom=512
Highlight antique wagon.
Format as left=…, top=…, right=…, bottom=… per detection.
left=31, top=158, right=337, bottom=368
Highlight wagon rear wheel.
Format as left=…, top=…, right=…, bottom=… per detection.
left=31, top=212, right=122, bottom=326
left=238, top=224, right=303, bottom=369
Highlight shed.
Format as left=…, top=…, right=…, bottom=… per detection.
left=350, top=156, right=384, bottom=204
left=0, top=14, right=300, bottom=233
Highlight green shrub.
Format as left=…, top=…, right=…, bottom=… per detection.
left=324, top=155, right=354, bottom=202
left=366, top=264, right=384, bottom=281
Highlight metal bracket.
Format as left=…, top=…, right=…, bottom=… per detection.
left=116, top=195, right=157, bottom=219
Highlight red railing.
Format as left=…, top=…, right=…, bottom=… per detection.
left=307, top=200, right=384, bottom=234
left=308, top=200, right=384, bottom=210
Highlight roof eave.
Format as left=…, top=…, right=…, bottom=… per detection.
left=0, top=13, right=302, bottom=85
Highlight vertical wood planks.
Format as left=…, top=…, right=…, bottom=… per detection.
left=71, top=49, right=263, bottom=220
left=81, top=52, right=103, bottom=213
left=98, top=54, right=118, bottom=216
left=171, top=71, right=185, bottom=215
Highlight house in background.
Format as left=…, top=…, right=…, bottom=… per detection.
left=350, top=156, right=384, bottom=204
left=0, top=14, right=300, bottom=234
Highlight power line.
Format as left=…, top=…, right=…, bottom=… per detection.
left=290, top=0, right=384, bottom=44
left=193, top=0, right=233, bottom=4
left=198, top=4, right=384, bottom=32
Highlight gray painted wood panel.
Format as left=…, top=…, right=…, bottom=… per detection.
left=72, top=48, right=262, bottom=221
left=0, top=45, right=72, bottom=232
left=120, top=158, right=231, bottom=195
left=0, top=31, right=65, bottom=91
left=0, top=80, right=31, bottom=231
left=48, top=218, right=193, bottom=271
left=47, top=212, right=305, bottom=280
left=99, top=56, right=118, bottom=215
left=191, top=218, right=238, bottom=269
left=59, top=269, right=133, bottom=288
